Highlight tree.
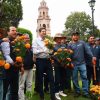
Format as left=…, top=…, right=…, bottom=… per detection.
left=0, top=0, right=23, bottom=29
left=65, top=12, right=93, bottom=35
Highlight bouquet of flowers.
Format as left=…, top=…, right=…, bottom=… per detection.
left=0, top=51, right=10, bottom=69
left=90, top=85, right=100, bottom=100
left=53, top=48, right=74, bottom=69
left=44, top=35, right=54, bottom=50
left=11, top=35, right=31, bottom=66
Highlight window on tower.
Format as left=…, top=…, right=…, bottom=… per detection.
left=43, top=24, right=46, bottom=28
left=43, top=12, right=45, bottom=16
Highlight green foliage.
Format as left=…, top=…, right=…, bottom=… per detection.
left=25, top=91, right=33, bottom=100
left=64, top=11, right=100, bottom=41
left=65, top=12, right=93, bottom=35
left=0, top=51, right=4, bottom=60
left=94, top=28, right=100, bottom=37
left=17, top=28, right=33, bottom=44
left=0, top=0, right=23, bottom=28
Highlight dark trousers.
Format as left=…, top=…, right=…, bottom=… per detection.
left=3, top=67, right=19, bottom=100
left=65, top=67, right=72, bottom=90
left=54, top=65, right=66, bottom=93
left=44, top=73, right=49, bottom=92
left=34, top=68, right=49, bottom=93
left=96, top=67, right=100, bottom=83
left=86, top=65, right=95, bottom=89
left=36, top=58, right=55, bottom=98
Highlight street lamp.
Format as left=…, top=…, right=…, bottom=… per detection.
left=88, top=0, right=96, bottom=34
left=0, top=0, right=3, bottom=17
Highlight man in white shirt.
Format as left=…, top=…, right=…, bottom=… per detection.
left=32, top=27, right=56, bottom=100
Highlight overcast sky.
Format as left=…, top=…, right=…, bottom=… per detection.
left=19, top=0, right=100, bottom=38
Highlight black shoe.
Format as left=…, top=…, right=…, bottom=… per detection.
left=40, top=96, right=44, bottom=100
left=51, top=96, right=57, bottom=100
left=74, top=92, right=81, bottom=97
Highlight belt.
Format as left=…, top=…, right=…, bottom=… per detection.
left=36, top=58, right=50, bottom=60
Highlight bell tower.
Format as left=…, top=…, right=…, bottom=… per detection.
left=37, top=0, right=51, bottom=36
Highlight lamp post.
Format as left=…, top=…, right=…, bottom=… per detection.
left=0, top=0, right=3, bottom=17
left=88, top=0, right=96, bottom=34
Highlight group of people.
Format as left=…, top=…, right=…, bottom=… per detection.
left=0, top=26, right=100, bottom=100
left=33, top=27, right=100, bottom=100
left=0, top=26, right=33, bottom=100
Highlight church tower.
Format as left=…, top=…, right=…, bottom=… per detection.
left=37, top=0, right=51, bottom=36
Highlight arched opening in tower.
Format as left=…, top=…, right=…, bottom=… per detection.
left=43, top=24, right=46, bottom=28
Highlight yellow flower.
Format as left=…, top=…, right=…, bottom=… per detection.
left=57, top=48, right=62, bottom=52
left=54, top=52, right=57, bottom=55
left=64, top=49, right=68, bottom=52
left=44, top=39, right=49, bottom=46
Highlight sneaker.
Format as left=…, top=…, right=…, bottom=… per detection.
left=59, top=91, right=67, bottom=97
left=55, top=93, right=61, bottom=100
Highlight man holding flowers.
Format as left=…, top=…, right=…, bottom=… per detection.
left=1, top=26, right=24, bottom=100
left=52, top=33, right=68, bottom=100
left=32, top=27, right=56, bottom=100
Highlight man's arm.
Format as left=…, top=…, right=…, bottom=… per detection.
left=84, top=42, right=96, bottom=63
left=1, top=42, right=14, bottom=64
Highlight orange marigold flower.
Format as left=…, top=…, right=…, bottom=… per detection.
left=25, top=43, right=31, bottom=49
left=66, top=58, right=72, bottom=62
left=16, top=56, right=23, bottom=63
left=0, top=60, right=5, bottom=66
left=54, top=52, right=57, bottom=55
left=4, top=63, right=10, bottom=69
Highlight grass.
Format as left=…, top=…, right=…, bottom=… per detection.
left=32, top=91, right=91, bottom=100
left=27, top=70, right=92, bottom=100
left=26, top=82, right=91, bottom=100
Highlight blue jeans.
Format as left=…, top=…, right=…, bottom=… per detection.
left=0, top=80, right=3, bottom=100
left=72, top=64, right=88, bottom=95
left=6, top=86, right=10, bottom=100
